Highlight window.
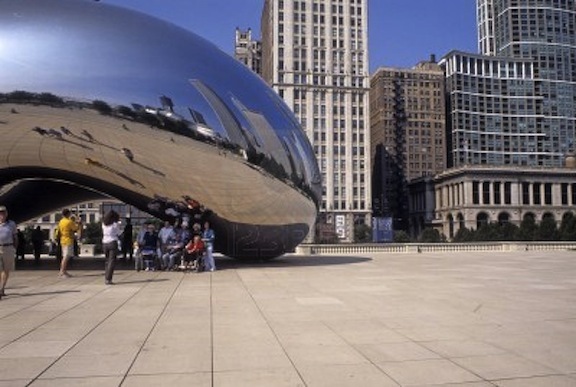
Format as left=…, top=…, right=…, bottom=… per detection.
left=472, top=181, right=480, bottom=204
left=561, top=183, right=568, bottom=205
left=522, top=182, right=530, bottom=205
left=494, top=182, right=501, bottom=205
left=533, top=183, right=541, bottom=205
left=544, top=183, right=552, bottom=205
left=504, top=182, right=512, bottom=204
left=482, top=182, right=490, bottom=204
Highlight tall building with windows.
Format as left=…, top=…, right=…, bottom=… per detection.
left=441, top=0, right=576, bottom=168
left=234, top=28, right=262, bottom=75
left=370, top=58, right=446, bottom=231
left=260, top=0, right=371, bottom=242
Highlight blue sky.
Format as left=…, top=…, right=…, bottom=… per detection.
left=104, top=0, right=478, bottom=72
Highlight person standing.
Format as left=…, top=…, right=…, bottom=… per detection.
left=0, top=206, right=17, bottom=300
left=57, top=209, right=81, bottom=278
left=101, top=210, right=121, bottom=285
left=158, top=220, right=174, bottom=260
left=16, top=229, right=25, bottom=261
left=121, top=217, right=133, bottom=260
left=202, top=221, right=216, bottom=272
left=31, top=226, right=44, bottom=264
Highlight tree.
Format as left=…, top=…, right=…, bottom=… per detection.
left=475, top=223, right=500, bottom=241
left=418, top=228, right=442, bottom=243
left=354, top=223, right=372, bottom=243
left=82, top=222, right=103, bottom=254
left=535, top=216, right=559, bottom=241
left=452, top=227, right=474, bottom=242
left=498, top=222, right=519, bottom=241
left=518, top=215, right=537, bottom=241
left=393, top=230, right=411, bottom=243
left=92, top=100, right=113, bottom=115
left=559, top=212, right=576, bottom=241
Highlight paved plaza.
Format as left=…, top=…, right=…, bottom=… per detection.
left=0, top=250, right=575, bottom=387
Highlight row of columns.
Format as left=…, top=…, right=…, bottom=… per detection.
left=436, top=180, right=576, bottom=209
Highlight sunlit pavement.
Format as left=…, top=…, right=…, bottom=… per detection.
left=1, top=251, right=576, bottom=387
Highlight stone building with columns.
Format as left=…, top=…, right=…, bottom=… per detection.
left=409, top=164, right=576, bottom=240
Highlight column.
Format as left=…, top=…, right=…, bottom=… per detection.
left=511, top=181, right=519, bottom=206
left=489, top=180, right=494, bottom=206
left=552, top=182, right=561, bottom=206
left=464, top=181, right=472, bottom=205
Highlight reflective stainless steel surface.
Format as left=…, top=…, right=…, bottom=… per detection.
left=0, top=0, right=321, bottom=259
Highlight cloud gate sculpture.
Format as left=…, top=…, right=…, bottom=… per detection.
left=0, top=0, right=321, bottom=259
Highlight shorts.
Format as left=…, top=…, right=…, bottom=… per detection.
left=62, top=244, right=75, bottom=259
left=0, top=245, right=15, bottom=272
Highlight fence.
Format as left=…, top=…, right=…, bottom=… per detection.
left=296, top=242, right=576, bottom=255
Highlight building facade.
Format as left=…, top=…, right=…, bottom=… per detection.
left=25, top=201, right=151, bottom=243
left=234, top=28, right=262, bottom=75
left=370, top=59, right=446, bottom=231
left=260, top=0, right=371, bottom=242
left=441, top=0, right=576, bottom=169
left=430, top=165, right=576, bottom=239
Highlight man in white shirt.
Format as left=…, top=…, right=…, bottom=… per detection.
left=0, top=206, right=17, bottom=300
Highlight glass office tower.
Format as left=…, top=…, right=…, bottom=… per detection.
left=442, top=0, right=576, bottom=168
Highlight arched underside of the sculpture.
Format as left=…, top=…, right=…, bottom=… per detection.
left=0, top=173, right=312, bottom=260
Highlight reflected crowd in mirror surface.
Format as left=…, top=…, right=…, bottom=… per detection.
left=0, top=0, right=321, bottom=258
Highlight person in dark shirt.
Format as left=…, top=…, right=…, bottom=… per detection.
left=16, top=229, right=26, bottom=261
left=139, top=224, right=159, bottom=271
left=121, top=217, right=133, bottom=260
left=31, top=226, right=44, bottom=264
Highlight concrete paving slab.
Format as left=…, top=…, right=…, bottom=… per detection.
left=32, top=376, right=123, bottom=387
left=214, top=368, right=304, bottom=387
left=377, top=358, right=481, bottom=385
left=494, top=375, right=576, bottom=387
left=1, top=251, right=575, bottom=386
left=452, top=353, right=560, bottom=380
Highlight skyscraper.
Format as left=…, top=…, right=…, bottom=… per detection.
left=441, top=0, right=576, bottom=168
left=234, top=28, right=262, bottom=75
left=370, top=59, right=446, bottom=231
left=260, top=0, right=371, bottom=242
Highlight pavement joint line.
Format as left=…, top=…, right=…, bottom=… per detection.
left=119, top=271, right=188, bottom=386
left=322, top=321, right=403, bottom=386
left=234, top=268, right=309, bottom=387
left=210, top=271, right=214, bottom=387
left=0, top=272, right=118, bottom=351
left=0, top=264, right=145, bottom=323
left=2, top=252, right=576, bottom=385
left=26, top=271, right=167, bottom=385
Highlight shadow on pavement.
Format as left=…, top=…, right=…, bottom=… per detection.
left=15, top=255, right=372, bottom=272
left=216, top=255, right=372, bottom=270
left=7, top=290, right=81, bottom=297
left=119, top=278, right=170, bottom=285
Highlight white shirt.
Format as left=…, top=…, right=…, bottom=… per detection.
left=102, top=223, right=121, bottom=244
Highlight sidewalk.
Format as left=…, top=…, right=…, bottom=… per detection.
left=1, top=251, right=575, bottom=386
